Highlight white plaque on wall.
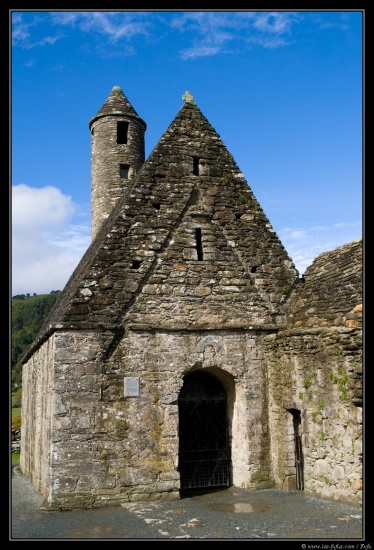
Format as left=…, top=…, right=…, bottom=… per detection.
left=124, top=377, right=140, bottom=397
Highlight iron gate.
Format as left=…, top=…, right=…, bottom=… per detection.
left=290, top=408, right=304, bottom=490
left=178, top=371, right=230, bottom=490
left=295, top=434, right=304, bottom=490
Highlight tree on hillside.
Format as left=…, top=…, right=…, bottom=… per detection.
left=11, top=291, right=61, bottom=391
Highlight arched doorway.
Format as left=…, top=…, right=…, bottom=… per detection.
left=178, top=370, right=231, bottom=490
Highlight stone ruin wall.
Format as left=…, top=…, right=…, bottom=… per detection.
left=263, top=329, right=362, bottom=505
left=263, top=239, right=363, bottom=505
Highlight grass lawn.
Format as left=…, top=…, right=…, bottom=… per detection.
left=12, top=452, right=20, bottom=467
left=12, top=407, right=21, bottom=418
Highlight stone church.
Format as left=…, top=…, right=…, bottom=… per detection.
left=20, top=86, right=362, bottom=510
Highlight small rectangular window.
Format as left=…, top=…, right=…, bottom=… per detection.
left=193, top=157, right=200, bottom=175
left=195, top=228, right=203, bottom=261
left=117, top=121, right=128, bottom=144
left=120, top=164, right=130, bottom=179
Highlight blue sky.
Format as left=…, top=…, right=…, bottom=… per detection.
left=11, top=10, right=363, bottom=296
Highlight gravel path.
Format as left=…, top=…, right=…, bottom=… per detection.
left=11, top=467, right=365, bottom=541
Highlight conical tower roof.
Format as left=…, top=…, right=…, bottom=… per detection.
left=89, top=86, right=146, bottom=129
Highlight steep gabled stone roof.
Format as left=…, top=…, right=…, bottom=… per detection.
left=26, top=95, right=300, bottom=355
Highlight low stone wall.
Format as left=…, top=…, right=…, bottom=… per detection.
left=12, top=427, right=21, bottom=453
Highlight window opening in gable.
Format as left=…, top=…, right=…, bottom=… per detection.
left=193, top=157, right=200, bottom=176
left=153, top=202, right=161, bottom=211
left=120, top=164, right=130, bottom=179
left=117, top=121, right=129, bottom=144
left=195, top=228, right=203, bottom=261
left=250, top=266, right=257, bottom=273
left=132, top=260, right=142, bottom=269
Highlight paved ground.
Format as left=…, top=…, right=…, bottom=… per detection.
left=11, top=467, right=366, bottom=542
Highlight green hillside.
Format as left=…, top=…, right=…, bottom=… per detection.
left=11, top=291, right=61, bottom=403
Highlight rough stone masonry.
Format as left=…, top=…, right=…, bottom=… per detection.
left=20, top=87, right=362, bottom=511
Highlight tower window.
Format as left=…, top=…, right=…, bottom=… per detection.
left=117, top=121, right=129, bottom=144
left=195, top=228, right=203, bottom=261
left=120, top=164, right=130, bottom=179
left=193, top=157, right=200, bottom=175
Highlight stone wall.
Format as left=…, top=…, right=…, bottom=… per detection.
left=262, top=239, right=363, bottom=505
left=22, top=328, right=278, bottom=510
left=12, top=427, right=21, bottom=453
left=263, top=331, right=362, bottom=505
left=20, top=336, right=55, bottom=503
left=285, top=239, right=362, bottom=331
left=115, top=329, right=274, bottom=491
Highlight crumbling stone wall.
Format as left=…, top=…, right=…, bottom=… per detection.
left=263, top=239, right=362, bottom=505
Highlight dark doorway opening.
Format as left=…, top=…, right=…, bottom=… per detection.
left=178, top=370, right=230, bottom=492
left=289, top=408, right=304, bottom=490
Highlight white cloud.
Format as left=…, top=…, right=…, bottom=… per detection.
left=50, top=11, right=152, bottom=43
left=12, top=11, right=302, bottom=59
left=180, top=45, right=222, bottom=60
left=11, top=12, right=64, bottom=49
left=12, top=11, right=354, bottom=60
left=12, top=184, right=75, bottom=230
left=252, top=12, right=296, bottom=34
left=11, top=184, right=91, bottom=296
left=11, top=11, right=151, bottom=51
left=174, top=11, right=300, bottom=58
left=11, top=13, right=33, bottom=45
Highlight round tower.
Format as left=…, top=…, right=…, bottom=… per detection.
left=89, top=86, right=147, bottom=240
